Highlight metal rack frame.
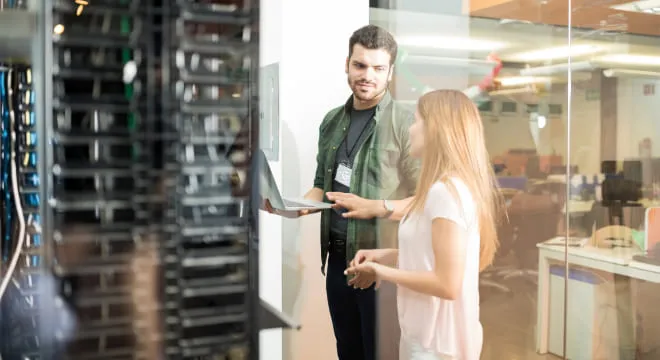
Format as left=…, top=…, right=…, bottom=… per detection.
left=0, top=1, right=298, bottom=359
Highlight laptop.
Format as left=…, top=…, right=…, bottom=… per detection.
left=258, top=150, right=332, bottom=211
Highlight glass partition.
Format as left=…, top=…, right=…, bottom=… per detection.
left=274, top=1, right=660, bottom=359
left=567, top=1, right=660, bottom=359
left=371, top=2, right=570, bottom=359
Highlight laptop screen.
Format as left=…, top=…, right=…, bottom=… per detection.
left=257, top=149, right=286, bottom=208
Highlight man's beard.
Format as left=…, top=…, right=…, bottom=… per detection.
left=351, top=81, right=388, bottom=102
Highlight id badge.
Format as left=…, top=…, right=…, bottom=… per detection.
left=335, top=162, right=352, bottom=188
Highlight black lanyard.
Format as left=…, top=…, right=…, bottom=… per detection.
left=342, top=117, right=373, bottom=162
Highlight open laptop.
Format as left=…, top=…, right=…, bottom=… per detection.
left=258, top=150, right=332, bottom=211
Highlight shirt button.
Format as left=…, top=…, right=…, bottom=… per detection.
left=332, top=146, right=336, bottom=150
left=327, top=168, right=332, bottom=173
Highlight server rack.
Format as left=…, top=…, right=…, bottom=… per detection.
left=160, top=0, right=257, bottom=358
left=0, top=0, right=267, bottom=359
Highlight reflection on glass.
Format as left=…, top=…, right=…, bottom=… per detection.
left=275, top=1, right=660, bottom=359
left=373, top=3, right=570, bottom=359
left=567, top=2, right=660, bottom=360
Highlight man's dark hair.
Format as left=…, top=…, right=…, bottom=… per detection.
left=348, top=25, right=398, bottom=65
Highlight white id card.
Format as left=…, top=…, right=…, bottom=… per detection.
left=335, top=163, right=352, bottom=187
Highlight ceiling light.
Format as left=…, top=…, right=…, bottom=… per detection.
left=611, top=0, right=660, bottom=13
left=520, top=61, right=597, bottom=76
left=498, top=76, right=551, bottom=87
left=397, top=36, right=507, bottom=51
left=597, top=54, right=660, bottom=67
left=403, top=55, right=498, bottom=68
left=537, top=115, right=547, bottom=129
left=489, top=87, right=535, bottom=96
left=508, top=45, right=602, bottom=62
left=603, top=69, right=660, bottom=78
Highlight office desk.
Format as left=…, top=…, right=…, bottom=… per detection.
left=536, top=239, right=660, bottom=354
left=562, top=199, right=660, bottom=216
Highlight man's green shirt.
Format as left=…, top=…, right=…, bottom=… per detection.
left=313, top=91, right=420, bottom=273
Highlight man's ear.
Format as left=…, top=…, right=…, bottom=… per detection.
left=345, top=57, right=349, bottom=74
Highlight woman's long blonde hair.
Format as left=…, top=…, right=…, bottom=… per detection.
left=406, top=90, right=503, bottom=271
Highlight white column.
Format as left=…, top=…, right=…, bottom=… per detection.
left=259, top=1, right=370, bottom=360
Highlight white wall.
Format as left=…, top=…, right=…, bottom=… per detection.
left=259, top=1, right=370, bottom=360
left=617, top=77, right=660, bottom=160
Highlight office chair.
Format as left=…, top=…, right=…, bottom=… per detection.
left=481, top=183, right=564, bottom=298
left=479, top=188, right=521, bottom=297
left=504, top=182, right=565, bottom=283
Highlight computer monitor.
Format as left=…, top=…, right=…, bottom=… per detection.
left=652, top=158, right=660, bottom=183
left=601, top=160, right=617, bottom=175
left=623, top=159, right=643, bottom=185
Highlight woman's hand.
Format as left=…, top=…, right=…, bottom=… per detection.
left=345, top=261, right=381, bottom=289
left=345, top=249, right=379, bottom=289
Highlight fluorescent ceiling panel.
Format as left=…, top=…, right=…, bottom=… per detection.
left=611, top=0, right=660, bottom=13
left=397, top=35, right=507, bottom=51
left=507, top=44, right=603, bottom=62
left=498, top=76, right=552, bottom=86
left=603, top=69, right=660, bottom=78
left=597, top=54, right=660, bottom=66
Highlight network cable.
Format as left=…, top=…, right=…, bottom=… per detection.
left=1, top=69, right=12, bottom=262
left=0, top=69, right=27, bottom=302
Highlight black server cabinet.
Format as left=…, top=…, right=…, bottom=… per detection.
left=0, top=0, right=261, bottom=359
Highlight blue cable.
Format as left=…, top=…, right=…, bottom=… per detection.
left=1, top=70, right=13, bottom=262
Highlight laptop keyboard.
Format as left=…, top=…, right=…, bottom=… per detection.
left=284, top=199, right=311, bottom=208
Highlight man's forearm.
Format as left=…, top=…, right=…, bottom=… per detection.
left=304, top=187, right=324, bottom=202
left=300, top=187, right=325, bottom=215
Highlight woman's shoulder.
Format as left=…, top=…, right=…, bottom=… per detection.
left=428, top=178, right=476, bottom=215
left=429, top=177, right=471, bottom=200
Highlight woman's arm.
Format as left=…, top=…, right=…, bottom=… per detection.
left=352, top=217, right=468, bottom=300
left=365, top=248, right=398, bottom=267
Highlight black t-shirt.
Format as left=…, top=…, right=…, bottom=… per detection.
left=329, top=105, right=376, bottom=238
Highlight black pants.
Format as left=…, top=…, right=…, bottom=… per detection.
left=326, top=248, right=376, bottom=360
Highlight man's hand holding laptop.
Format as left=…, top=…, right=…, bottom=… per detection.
left=261, top=198, right=312, bottom=218
left=261, top=187, right=327, bottom=218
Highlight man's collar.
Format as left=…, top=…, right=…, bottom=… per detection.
left=343, top=91, right=393, bottom=119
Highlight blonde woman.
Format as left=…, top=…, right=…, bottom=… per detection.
left=334, top=90, right=501, bottom=360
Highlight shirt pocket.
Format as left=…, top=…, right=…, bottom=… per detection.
left=365, top=145, right=400, bottom=197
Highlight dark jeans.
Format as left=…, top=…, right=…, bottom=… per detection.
left=326, top=248, right=376, bottom=360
